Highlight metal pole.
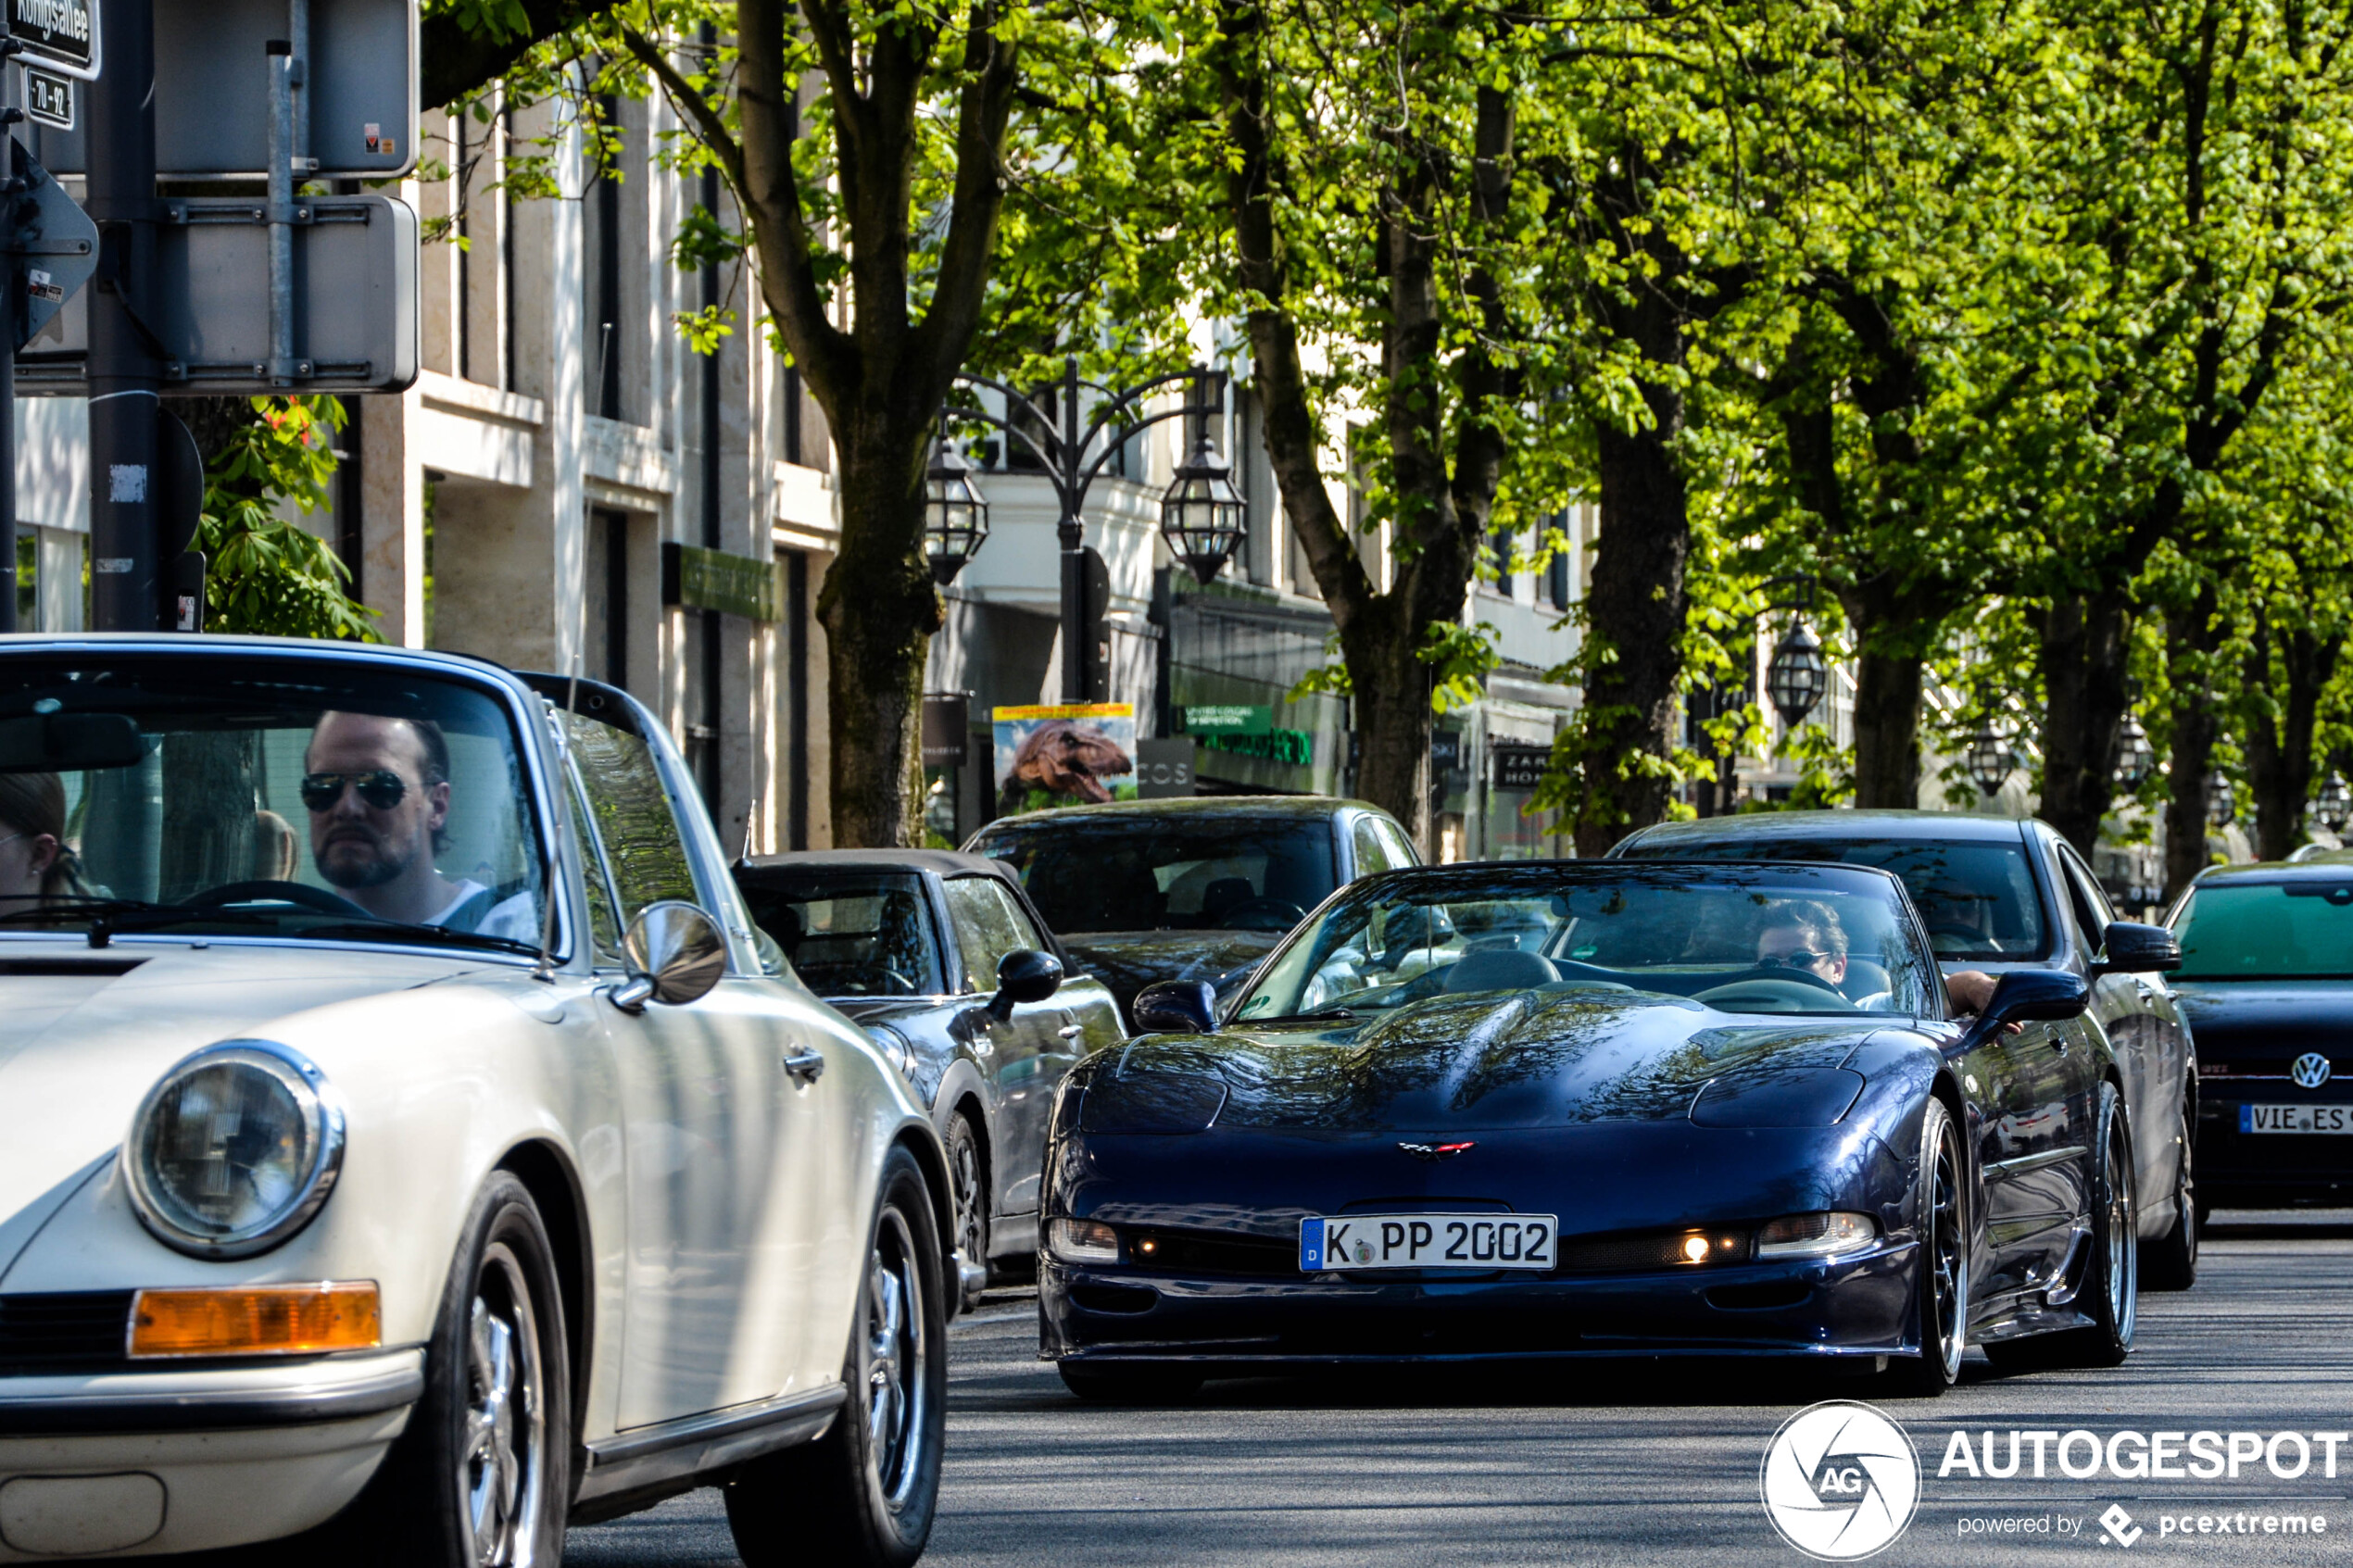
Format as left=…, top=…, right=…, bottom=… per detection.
left=1057, top=354, right=1084, bottom=702
left=0, top=211, right=15, bottom=636
left=267, top=37, right=296, bottom=388
left=86, top=0, right=162, bottom=633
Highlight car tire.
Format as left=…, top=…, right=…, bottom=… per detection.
left=2139, top=1095, right=2197, bottom=1291
left=726, top=1146, right=947, bottom=1568
left=307, top=1172, right=571, bottom=1568
left=946, top=1113, right=990, bottom=1311
left=1988, top=1080, right=2137, bottom=1371
left=1056, top=1361, right=1205, bottom=1404
left=1876, top=1097, right=1968, bottom=1399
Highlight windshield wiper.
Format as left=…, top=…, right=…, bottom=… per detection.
left=296, top=921, right=545, bottom=959
left=0, top=897, right=289, bottom=947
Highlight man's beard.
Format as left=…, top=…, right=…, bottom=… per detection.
left=317, top=830, right=416, bottom=890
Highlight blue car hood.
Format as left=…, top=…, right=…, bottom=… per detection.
left=2171, top=979, right=2353, bottom=1060
left=1107, top=989, right=1880, bottom=1132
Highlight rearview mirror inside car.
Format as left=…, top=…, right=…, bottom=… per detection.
left=989, top=947, right=1063, bottom=1019
left=2095, top=920, right=2183, bottom=974
left=0, top=712, right=145, bottom=773
left=1133, top=979, right=1218, bottom=1035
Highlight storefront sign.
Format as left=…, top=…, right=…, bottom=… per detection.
left=922, top=695, right=970, bottom=767
left=1200, top=727, right=1314, bottom=767
left=1429, top=730, right=1464, bottom=772
left=1182, top=703, right=1273, bottom=735
left=661, top=542, right=782, bottom=622
left=1136, top=737, right=1195, bottom=798
left=1492, top=743, right=1551, bottom=791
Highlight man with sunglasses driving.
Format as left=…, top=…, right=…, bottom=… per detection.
left=303, top=711, right=535, bottom=940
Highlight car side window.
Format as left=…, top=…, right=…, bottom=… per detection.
left=1351, top=817, right=1392, bottom=876
left=563, top=766, right=626, bottom=965
left=562, top=713, right=705, bottom=931
left=1377, top=818, right=1420, bottom=868
left=943, top=875, right=1040, bottom=992
left=2062, top=850, right=2118, bottom=939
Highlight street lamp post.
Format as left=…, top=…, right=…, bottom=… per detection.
left=1965, top=720, right=2014, bottom=797
left=931, top=358, right=1231, bottom=702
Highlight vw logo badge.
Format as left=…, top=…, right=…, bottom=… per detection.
left=2291, top=1052, right=2333, bottom=1089
left=1759, top=1400, right=1920, bottom=1561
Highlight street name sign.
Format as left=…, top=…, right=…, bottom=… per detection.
left=17, top=194, right=418, bottom=395
left=27, top=0, right=415, bottom=179
left=4, top=0, right=97, bottom=80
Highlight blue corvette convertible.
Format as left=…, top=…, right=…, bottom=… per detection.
left=1039, top=860, right=2148, bottom=1400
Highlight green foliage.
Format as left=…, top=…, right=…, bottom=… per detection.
left=199, top=399, right=377, bottom=642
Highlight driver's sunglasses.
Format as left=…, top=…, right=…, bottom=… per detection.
left=1758, top=950, right=1832, bottom=969
left=300, top=770, right=409, bottom=811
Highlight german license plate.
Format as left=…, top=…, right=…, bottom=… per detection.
left=1300, top=1213, right=1557, bottom=1273
left=2241, top=1104, right=2353, bottom=1134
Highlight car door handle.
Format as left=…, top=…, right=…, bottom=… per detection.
left=1057, top=1024, right=1084, bottom=1040
left=782, top=1049, right=825, bottom=1084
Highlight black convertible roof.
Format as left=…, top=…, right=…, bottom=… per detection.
left=736, top=848, right=1013, bottom=879
left=1617, top=809, right=2034, bottom=852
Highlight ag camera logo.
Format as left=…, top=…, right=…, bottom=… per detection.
left=1761, top=1400, right=1922, bottom=1560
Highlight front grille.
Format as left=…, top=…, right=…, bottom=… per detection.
left=0, top=1291, right=134, bottom=1374
left=1128, top=1229, right=1299, bottom=1276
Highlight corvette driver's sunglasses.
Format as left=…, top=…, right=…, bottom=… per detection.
left=300, top=771, right=409, bottom=811
left=1757, top=950, right=1832, bottom=969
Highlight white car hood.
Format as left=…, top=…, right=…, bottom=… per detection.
left=0, top=940, right=491, bottom=1281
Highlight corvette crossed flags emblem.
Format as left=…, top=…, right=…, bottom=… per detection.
left=1396, top=1141, right=1477, bottom=1160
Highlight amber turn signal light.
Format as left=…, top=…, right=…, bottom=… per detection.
left=128, top=1282, right=382, bottom=1360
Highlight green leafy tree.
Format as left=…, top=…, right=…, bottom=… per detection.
left=195, top=398, right=377, bottom=640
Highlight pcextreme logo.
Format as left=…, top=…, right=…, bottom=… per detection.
left=1761, top=1400, right=1923, bottom=1561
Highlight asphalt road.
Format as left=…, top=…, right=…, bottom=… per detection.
left=565, top=1211, right=2353, bottom=1567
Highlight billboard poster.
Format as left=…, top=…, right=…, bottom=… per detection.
left=992, top=702, right=1137, bottom=815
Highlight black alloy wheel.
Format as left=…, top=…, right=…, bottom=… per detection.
left=307, top=1173, right=570, bottom=1568
left=1879, top=1097, right=1969, bottom=1399
left=2139, top=1094, right=2198, bottom=1291
left=726, top=1147, right=947, bottom=1568
left=1989, top=1080, right=2137, bottom=1371
left=946, top=1114, right=990, bottom=1311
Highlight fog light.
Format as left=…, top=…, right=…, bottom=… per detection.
left=128, top=1282, right=381, bottom=1360
left=1755, top=1212, right=1877, bottom=1260
left=1048, top=1218, right=1121, bottom=1265
left=1681, top=1235, right=1711, bottom=1262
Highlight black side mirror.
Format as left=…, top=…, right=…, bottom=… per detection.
left=2094, top=920, right=2182, bottom=975
left=1133, top=978, right=1218, bottom=1035
left=1952, top=969, right=2089, bottom=1054
left=988, top=948, right=1063, bottom=1020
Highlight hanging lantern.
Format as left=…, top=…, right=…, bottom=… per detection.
left=1158, top=435, right=1249, bottom=585
left=2112, top=714, right=2155, bottom=790
left=923, top=435, right=990, bottom=585
left=2204, top=769, right=2235, bottom=826
left=2317, top=771, right=2351, bottom=832
left=1766, top=618, right=1829, bottom=728
left=1965, top=721, right=2013, bottom=797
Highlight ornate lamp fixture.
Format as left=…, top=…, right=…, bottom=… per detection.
left=1965, top=721, right=2014, bottom=796
left=2112, top=714, right=2156, bottom=790
left=1158, top=434, right=1249, bottom=585
left=922, top=434, right=990, bottom=585
left=2204, top=769, right=2236, bottom=827
left=2316, top=771, right=2351, bottom=833
left=1766, top=618, right=1829, bottom=728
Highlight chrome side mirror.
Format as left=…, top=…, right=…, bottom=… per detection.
left=611, top=900, right=727, bottom=1011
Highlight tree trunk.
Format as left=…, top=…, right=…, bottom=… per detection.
left=1575, top=408, right=1689, bottom=857
left=1343, top=601, right=1431, bottom=841
left=815, top=435, right=942, bottom=847
left=1849, top=643, right=1925, bottom=809
left=2037, top=590, right=2133, bottom=856
left=2243, top=615, right=2344, bottom=863
left=2163, top=587, right=2221, bottom=903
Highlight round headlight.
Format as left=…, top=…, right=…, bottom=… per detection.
left=123, top=1041, right=346, bottom=1259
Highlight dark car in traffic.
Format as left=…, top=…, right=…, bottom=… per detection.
left=2164, top=860, right=2353, bottom=1210
left=1041, top=859, right=2146, bottom=1401
left=733, top=849, right=1126, bottom=1305
left=964, top=796, right=1417, bottom=1025
left=1612, top=809, right=2197, bottom=1289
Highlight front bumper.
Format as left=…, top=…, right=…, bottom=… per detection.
left=1041, top=1245, right=1919, bottom=1366
left=2196, top=1084, right=2353, bottom=1203
left=0, top=1348, right=421, bottom=1560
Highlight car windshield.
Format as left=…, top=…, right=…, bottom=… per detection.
left=0, top=652, right=547, bottom=955
left=970, top=815, right=1337, bottom=935
left=739, top=871, right=943, bottom=996
left=1235, top=863, right=1940, bottom=1019
left=1627, top=835, right=2047, bottom=961
left=2171, top=881, right=2353, bottom=980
